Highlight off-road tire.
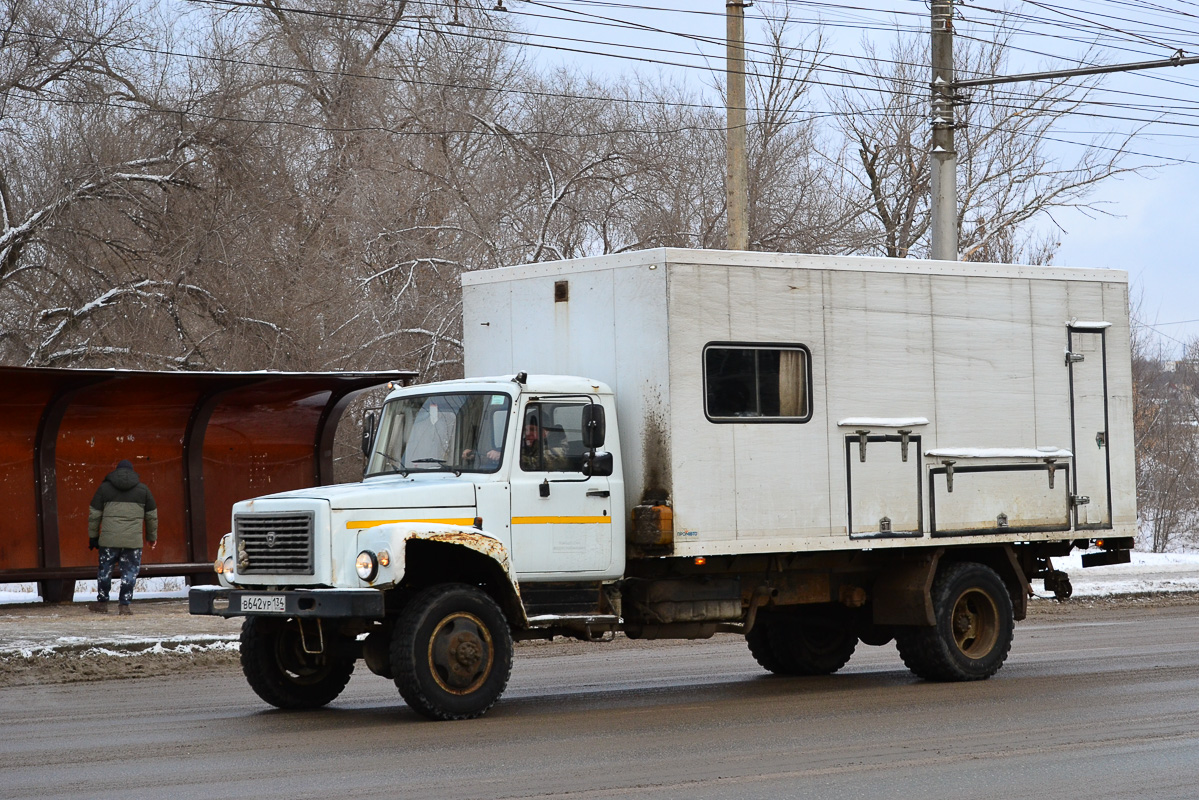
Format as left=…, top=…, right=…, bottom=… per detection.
left=769, top=616, right=858, bottom=675
left=746, top=612, right=789, bottom=674
left=747, top=611, right=857, bottom=676
left=895, top=561, right=1014, bottom=682
left=240, top=616, right=355, bottom=709
left=392, top=583, right=513, bottom=721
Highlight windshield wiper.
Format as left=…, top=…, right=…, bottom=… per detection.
left=372, top=451, right=406, bottom=475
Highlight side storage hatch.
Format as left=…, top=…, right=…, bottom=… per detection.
left=841, top=419, right=927, bottom=539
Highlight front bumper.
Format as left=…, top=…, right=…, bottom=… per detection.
left=189, top=586, right=386, bottom=619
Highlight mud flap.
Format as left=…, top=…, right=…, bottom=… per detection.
left=871, top=549, right=942, bottom=627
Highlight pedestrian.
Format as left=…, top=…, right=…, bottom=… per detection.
left=87, top=459, right=157, bottom=615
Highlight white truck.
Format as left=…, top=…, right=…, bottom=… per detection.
left=191, top=248, right=1136, bottom=720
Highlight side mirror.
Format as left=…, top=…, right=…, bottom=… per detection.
left=361, top=412, right=376, bottom=458
left=582, top=451, right=614, bottom=478
left=581, top=404, right=606, bottom=449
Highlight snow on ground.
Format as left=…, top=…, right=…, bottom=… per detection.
left=0, top=577, right=189, bottom=605
left=4, top=635, right=241, bottom=659
left=4, top=551, right=1199, bottom=606
left=1040, top=551, right=1199, bottom=597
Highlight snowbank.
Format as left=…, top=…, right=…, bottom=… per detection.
left=1042, top=551, right=1199, bottom=597
left=0, top=577, right=189, bottom=605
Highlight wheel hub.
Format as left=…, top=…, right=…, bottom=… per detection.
left=449, top=632, right=483, bottom=672
left=950, top=588, right=999, bottom=659
left=953, top=608, right=977, bottom=639
left=428, top=611, right=494, bottom=694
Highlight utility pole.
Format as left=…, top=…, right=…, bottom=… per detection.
left=929, top=5, right=1199, bottom=263
left=929, top=0, right=957, bottom=261
left=726, top=0, right=749, bottom=251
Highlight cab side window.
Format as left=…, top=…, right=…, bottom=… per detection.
left=519, top=402, right=587, bottom=472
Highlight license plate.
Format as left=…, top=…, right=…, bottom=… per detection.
left=240, top=594, right=286, bottom=613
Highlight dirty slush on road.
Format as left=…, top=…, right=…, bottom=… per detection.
left=4, top=592, right=1199, bottom=689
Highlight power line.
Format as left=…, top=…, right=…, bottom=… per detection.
left=6, top=0, right=1199, bottom=163
left=187, top=0, right=1199, bottom=127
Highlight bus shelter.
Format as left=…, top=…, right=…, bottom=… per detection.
left=0, top=367, right=414, bottom=601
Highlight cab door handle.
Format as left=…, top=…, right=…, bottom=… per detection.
left=586, top=489, right=610, bottom=498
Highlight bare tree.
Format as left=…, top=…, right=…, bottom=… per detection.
left=1133, top=318, right=1199, bottom=552
left=743, top=12, right=858, bottom=254
left=0, top=2, right=1164, bottom=384
left=832, top=26, right=1140, bottom=263
left=0, top=0, right=222, bottom=366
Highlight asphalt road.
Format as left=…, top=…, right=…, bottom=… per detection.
left=4, top=605, right=1199, bottom=800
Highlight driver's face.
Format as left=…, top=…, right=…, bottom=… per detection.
left=523, top=423, right=539, bottom=444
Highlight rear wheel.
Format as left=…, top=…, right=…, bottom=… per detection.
left=240, top=617, right=355, bottom=709
left=746, top=612, right=788, bottom=674
left=770, top=613, right=857, bottom=675
left=895, top=561, right=1014, bottom=682
left=392, top=583, right=513, bottom=720
left=747, top=610, right=858, bottom=676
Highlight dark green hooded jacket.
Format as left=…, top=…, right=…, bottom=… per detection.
left=88, top=466, right=158, bottom=549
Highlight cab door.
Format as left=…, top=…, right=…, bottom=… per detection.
left=509, top=400, right=614, bottom=578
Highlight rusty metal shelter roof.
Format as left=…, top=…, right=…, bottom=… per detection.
left=0, top=366, right=415, bottom=600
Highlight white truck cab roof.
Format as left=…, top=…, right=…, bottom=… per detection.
left=388, top=374, right=613, bottom=400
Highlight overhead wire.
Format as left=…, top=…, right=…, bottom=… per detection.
left=184, top=0, right=1199, bottom=125
left=6, top=0, right=1199, bottom=163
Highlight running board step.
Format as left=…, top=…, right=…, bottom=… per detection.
left=526, top=614, right=620, bottom=628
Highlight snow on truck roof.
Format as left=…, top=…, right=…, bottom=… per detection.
left=462, top=247, right=1128, bottom=286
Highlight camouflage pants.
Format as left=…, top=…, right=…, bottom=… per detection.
left=97, top=547, right=142, bottom=605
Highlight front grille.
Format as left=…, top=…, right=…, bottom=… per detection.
left=234, top=512, right=315, bottom=575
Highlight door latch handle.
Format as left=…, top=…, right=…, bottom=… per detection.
left=586, top=489, right=610, bottom=498
left=1095, top=431, right=1106, bottom=448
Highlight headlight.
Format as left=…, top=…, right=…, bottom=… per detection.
left=222, top=557, right=235, bottom=576
left=356, top=550, right=379, bottom=581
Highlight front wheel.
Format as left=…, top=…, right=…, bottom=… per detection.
left=391, top=583, right=513, bottom=720
left=895, top=561, right=1014, bottom=682
left=240, top=617, right=355, bottom=709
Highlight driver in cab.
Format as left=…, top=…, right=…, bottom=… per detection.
left=519, top=416, right=570, bottom=472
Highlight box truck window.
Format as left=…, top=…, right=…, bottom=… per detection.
left=704, top=344, right=811, bottom=422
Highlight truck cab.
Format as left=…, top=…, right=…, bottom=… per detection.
left=192, top=374, right=623, bottom=720
left=217, top=373, right=623, bottom=589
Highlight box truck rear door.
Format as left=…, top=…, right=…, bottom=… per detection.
left=1068, top=326, right=1112, bottom=529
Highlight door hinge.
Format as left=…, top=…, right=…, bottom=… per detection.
left=1071, top=494, right=1090, bottom=507
left=1065, top=351, right=1085, bottom=365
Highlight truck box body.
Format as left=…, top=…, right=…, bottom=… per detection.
left=463, top=248, right=1135, bottom=558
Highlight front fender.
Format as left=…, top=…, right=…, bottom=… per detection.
left=356, top=522, right=517, bottom=590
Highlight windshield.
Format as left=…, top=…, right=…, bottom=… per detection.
left=367, top=392, right=512, bottom=476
